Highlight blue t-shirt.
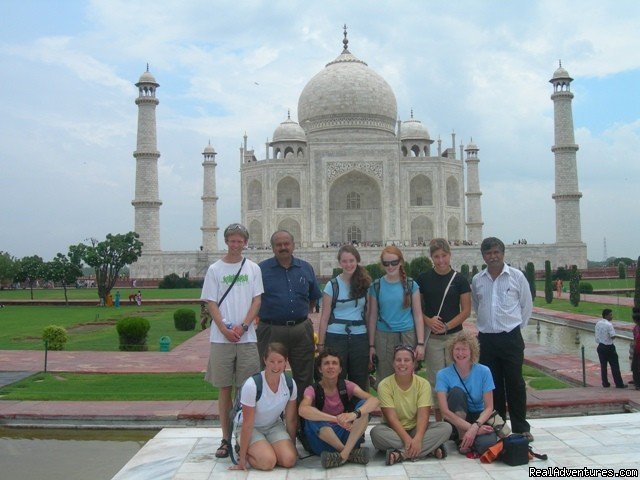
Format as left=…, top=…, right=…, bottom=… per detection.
left=435, top=363, right=495, bottom=413
left=258, top=256, right=322, bottom=320
left=324, top=276, right=367, bottom=335
left=368, top=277, right=418, bottom=332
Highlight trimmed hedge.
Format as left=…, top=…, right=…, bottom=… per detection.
left=173, top=308, right=196, bottom=331
left=42, top=325, right=68, bottom=351
left=116, top=316, right=150, bottom=351
left=579, top=282, right=593, bottom=294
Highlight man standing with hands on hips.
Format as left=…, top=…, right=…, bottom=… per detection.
left=258, top=230, right=322, bottom=402
left=471, top=237, right=533, bottom=441
left=201, top=223, right=264, bottom=459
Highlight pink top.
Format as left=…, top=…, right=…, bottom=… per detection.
left=303, top=380, right=357, bottom=416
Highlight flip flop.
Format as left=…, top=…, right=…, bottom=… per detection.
left=385, top=448, right=403, bottom=466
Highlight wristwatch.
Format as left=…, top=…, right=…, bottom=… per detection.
left=353, top=409, right=362, bottom=419
left=241, top=323, right=249, bottom=332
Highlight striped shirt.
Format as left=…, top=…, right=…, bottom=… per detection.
left=471, top=263, right=533, bottom=334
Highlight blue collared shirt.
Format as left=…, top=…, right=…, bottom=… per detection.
left=471, top=263, right=533, bottom=333
left=258, top=256, right=322, bottom=320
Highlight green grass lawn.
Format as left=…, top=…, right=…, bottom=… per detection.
left=0, top=304, right=200, bottom=350
left=0, top=287, right=202, bottom=301
left=534, top=277, right=636, bottom=291
left=0, top=372, right=218, bottom=400
left=0, top=366, right=564, bottom=401
left=533, top=297, right=632, bottom=321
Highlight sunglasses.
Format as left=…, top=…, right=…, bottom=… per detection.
left=224, top=223, right=248, bottom=237
left=394, top=344, right=416, bottom=358
left=381, top=259, right=401, bottom=267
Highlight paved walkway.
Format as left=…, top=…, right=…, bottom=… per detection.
left=112, top=413, right=640, bottom=480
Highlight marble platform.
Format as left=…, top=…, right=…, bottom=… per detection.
left=111, top=412, right=640, bottom=479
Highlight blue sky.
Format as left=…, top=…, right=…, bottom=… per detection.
left=0, top=0, right=639, bottom=262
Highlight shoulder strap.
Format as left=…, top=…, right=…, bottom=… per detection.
left=373, top=278, right=380, bottom=303
left=313, top=383, right=325, bottom=412
left=253, top=372, right=263, bottom=402
left=329, top=278, right=339, bottom=324
left=528, top=447, right=548, bottom=461
left=337, top=378, right=350, bottom=412
left=218, top=258, right=247, bottom=307
left=284, top=373, right=294, bottom=397
left=436, top=271, right=457, bottom=318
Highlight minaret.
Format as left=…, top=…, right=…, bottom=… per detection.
left=201, top=141, right=219, bottom=252
left=550, top=61, right=582, bottom=244
left=132, top=65, right=162, bottom=252
left=465, top=139, right=483, bottom=244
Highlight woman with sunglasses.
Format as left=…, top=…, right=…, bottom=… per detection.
left=368, top=246, right=425, bottom=384
left=371, top=344, right=452, bottom=465
left=317, top=245, right=372, bottom=391
left=416, top=238, right=471, bottom=397
left=435, top=330, right=498, bottom=455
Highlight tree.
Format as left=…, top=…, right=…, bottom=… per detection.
left=71, top=232, right=143, bottom=305
left=408, top=256, right=432, bottom=278
left=524, top=262, right=536, bottom=301
left=634, top=256, right=640, bottom=309
left=544, top=260, right=553, bottom=304
left=569, top=265, right=581, bottom=307
left=460, top=264, right=470, bottom=282
left=618, top=262, right=626, bottom=279
left=45, top=251, right=83, bottom=305
left=554, top=266, right=569, bottom=281
left=0, top=251, right=17, bottom=288
left=14, top=255, right=44, bottom=299
left=471, top=265, right=479, bottom=278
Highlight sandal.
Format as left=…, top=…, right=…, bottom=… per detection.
left=321, top=451, right=346, bottom=469
left=215, top=438, right=231, bottom=458
left=521, top=432, right=534, bottom=442
left=385, top=448, right=403, bottom=466
left=432, top=443, right=447, bottom=460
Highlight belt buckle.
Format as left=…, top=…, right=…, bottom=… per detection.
left=285, top=320, right=296, bottom=327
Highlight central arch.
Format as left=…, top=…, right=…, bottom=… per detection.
left=329, top=171, right=381, bottom=244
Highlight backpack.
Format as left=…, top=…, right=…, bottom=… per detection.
left=372, top=276, right=414, bottom=329
left=328, top=277, right=367, bottom=332
left=229, top=372, right=294, bottom=465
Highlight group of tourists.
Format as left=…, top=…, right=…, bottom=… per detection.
left=200, top=223, right=534, bottom=471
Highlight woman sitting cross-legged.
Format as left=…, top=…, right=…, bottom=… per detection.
left=435, top=330, right=498, bottom=455
left=370, top=344, right=452, bottom=465
left=298, top=348, right=379, bottom=469
left=229, top=342, right=298, bottom=471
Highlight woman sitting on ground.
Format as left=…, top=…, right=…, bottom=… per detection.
left=435, top=330, right=498, bottom=455
left=229, top=342, right=298, bottom=471
left=370, top=344, right=452, bottom=465
left=299, top=348, right=379, bottom=469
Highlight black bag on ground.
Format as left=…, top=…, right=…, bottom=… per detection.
left=502, top=434, right=530, bottom=466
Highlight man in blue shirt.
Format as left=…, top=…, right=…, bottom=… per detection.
left=258, top=230, right=322, bottom=402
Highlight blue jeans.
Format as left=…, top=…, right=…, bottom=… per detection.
left=303, top=399, right=365, bottom=455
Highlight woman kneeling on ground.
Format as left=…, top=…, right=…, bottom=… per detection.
left=435, top=330, right=498, bottom=455
left=230, top=342, right=298, bottom=471
left=299, top=348, right=379, bottom=469
left=370, top=344, right=452, bottom=465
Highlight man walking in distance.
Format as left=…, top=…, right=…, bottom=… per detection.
left=258, top=230, right=322, bottom=402
left=201, top=223, right=264, bottom=459
left=471, top=237, right=533, bottom=441
left=595, top=308, right=628, bottom=389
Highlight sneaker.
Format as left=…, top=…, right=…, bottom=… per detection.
left=321, top=451, right=345, bottom=469
left=347, top=447, right=370, bottom=465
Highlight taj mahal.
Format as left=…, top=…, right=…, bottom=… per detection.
left=129, top=30, right=586, bottom=279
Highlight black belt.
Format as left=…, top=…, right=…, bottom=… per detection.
left=261, top=317, right=307, bottom=326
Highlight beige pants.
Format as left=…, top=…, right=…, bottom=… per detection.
left=370, top=421, right=452, bottom=458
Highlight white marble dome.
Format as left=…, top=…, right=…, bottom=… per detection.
left=400, top=118, right=431, bottom=141
left=551, top=65, right=572, bottom=81
left=297, top=49, right=397, bottom=135
left=272, top=116, right=306, bottom=143
left=138, top=70, right=158, bottom=85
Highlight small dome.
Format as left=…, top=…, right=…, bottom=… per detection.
left=137, top=70, right=158, bottom=85
left=550, top=62, right=572, bottom=83
left=465, top=142, right=478, bottom=151
left=272, top=116, right=306, bottom=143
left=400, top=118, right=431, bottom=141
left=203, top=143, right=216, bottom=154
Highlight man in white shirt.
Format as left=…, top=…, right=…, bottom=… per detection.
left=595, top=309, right=627, bottom=389
left=471, top=237, right=533, bottom=440
left=201, top=223, right=264, bottom=458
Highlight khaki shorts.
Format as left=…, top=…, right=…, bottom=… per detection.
left=239, top=419, right=291, bottom=446
left=375, top=329, right=417, bottom=384
left=204, top=342, right=260, bottom=388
